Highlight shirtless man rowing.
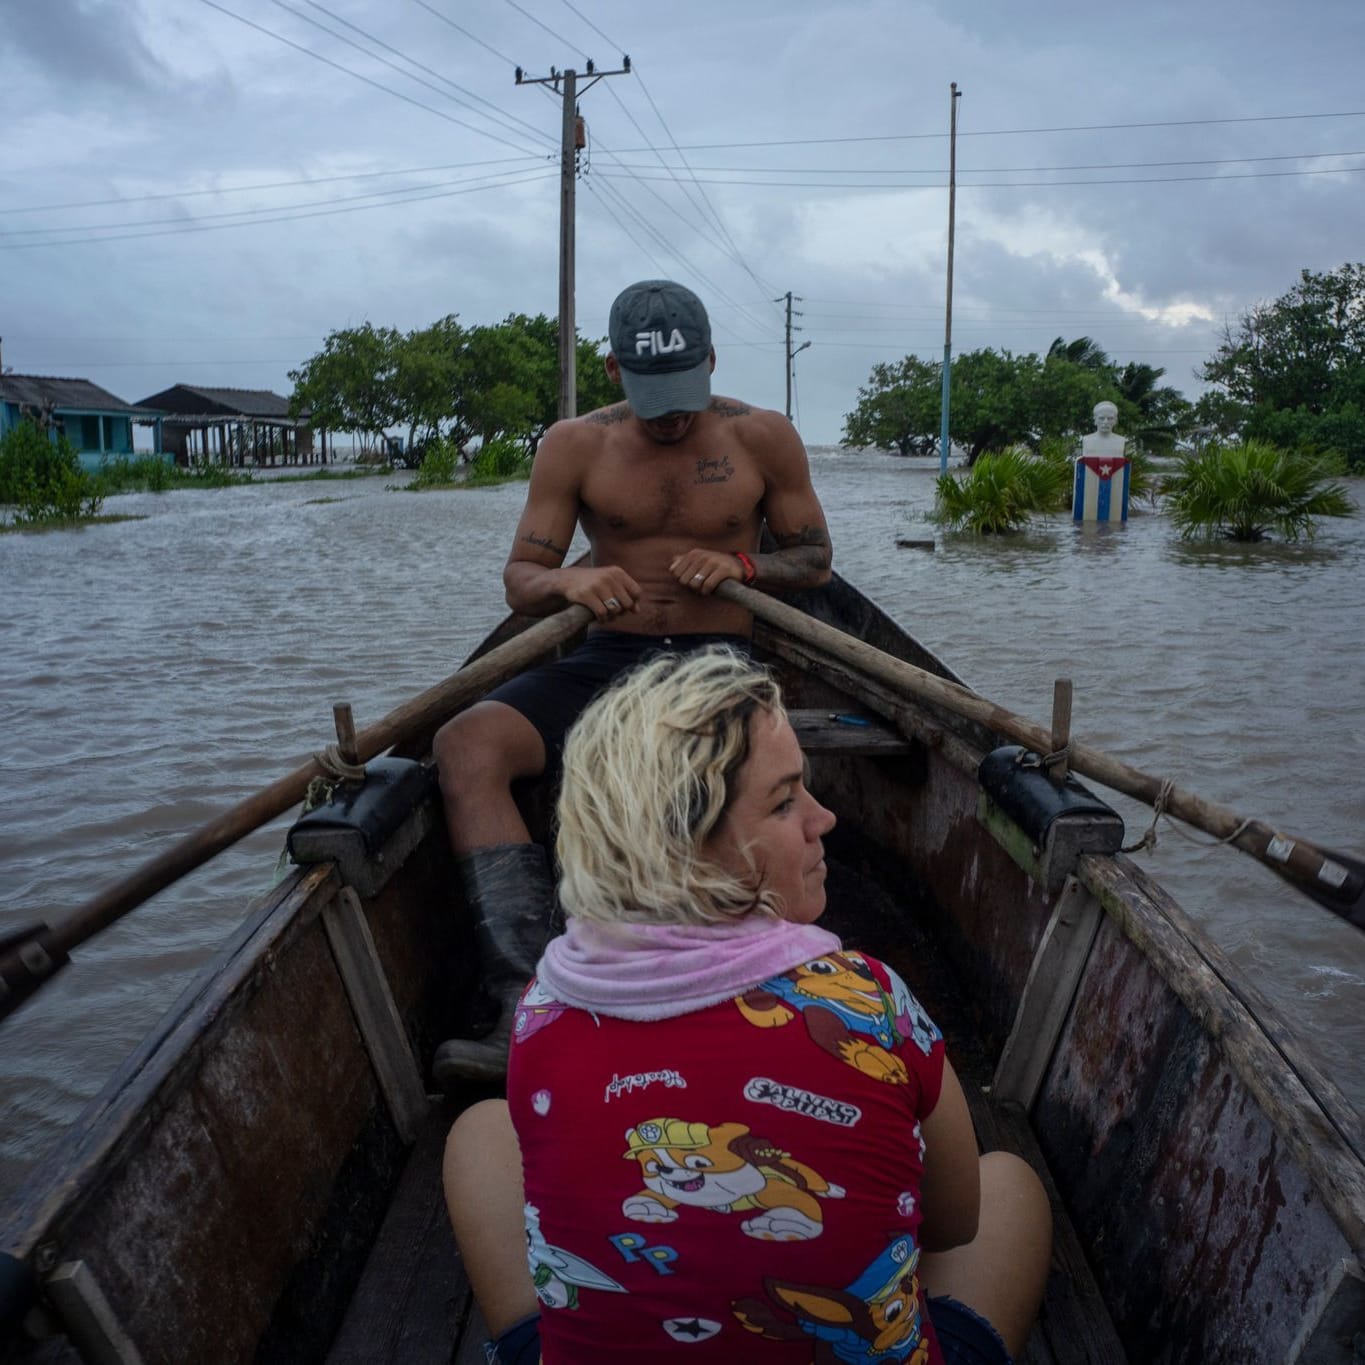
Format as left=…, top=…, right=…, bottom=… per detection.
left=433, top=279, right=832, bottom=1082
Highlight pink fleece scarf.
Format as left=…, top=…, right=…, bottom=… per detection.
left=535, top=915, right=842, bottom=1021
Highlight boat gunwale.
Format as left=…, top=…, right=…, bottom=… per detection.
left=757, top=592, right=1365, bottom=1254
left=1, top=862, right=340, bottom=1263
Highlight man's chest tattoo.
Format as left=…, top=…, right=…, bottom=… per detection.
left=694, top=455, right=735, bottom=485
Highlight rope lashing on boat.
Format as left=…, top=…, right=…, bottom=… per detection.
left=1012, top=746, right=1071, bottom=772
left=299, top=743, right=369, bottom=816
left=315, top=742, right=367, bottom=785
left=1122, top=777, right=1254, bottom=855
left=1039, top=744, right=1071, bottom=773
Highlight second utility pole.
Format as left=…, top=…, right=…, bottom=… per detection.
left=775, top=290, right=811, bottom=422
left=517, top=58, right=630, bottom=420
left=939, top=81, right=962, bottom=474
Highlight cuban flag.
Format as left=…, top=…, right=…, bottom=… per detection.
left=1073, top=456, right=1131, bottom=523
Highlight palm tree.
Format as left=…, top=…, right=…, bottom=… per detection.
left=1047, top=336, right=1112, bottom=372
left=1162, top=440, right=1355, bottom=541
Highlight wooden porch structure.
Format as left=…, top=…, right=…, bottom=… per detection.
left=135, top=384, right=326, bottom=468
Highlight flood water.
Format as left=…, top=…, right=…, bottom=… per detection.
left=1, top=448, right=1362, bottom=1198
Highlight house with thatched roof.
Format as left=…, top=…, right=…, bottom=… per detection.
left=135, top=385, right=317, bottom=466
left=0, top=373, right=161, bottom=471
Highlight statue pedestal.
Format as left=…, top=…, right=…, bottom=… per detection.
left=1072, top=455, right=1130, bottom=522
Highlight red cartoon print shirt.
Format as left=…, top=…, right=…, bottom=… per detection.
left=507, top=950, right=947, bottom=1363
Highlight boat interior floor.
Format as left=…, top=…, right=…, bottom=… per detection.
left=325, top=849, right=1129, bottom=1365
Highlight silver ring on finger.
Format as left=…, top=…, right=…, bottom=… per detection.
left=692, top=573, right=704, bottom=582
left=605, top=597, right=620, bottom=611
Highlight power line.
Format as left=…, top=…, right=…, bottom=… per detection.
left=582, top=177, right=771, bottom=346
left=554, top=0, right=617, bottom=51
left=580, top=177, right=672, bottom=278
left=298, top=0, right=551, bottom=145
left=0, top=166, right=557, bottom=239
left=599, top=149, right=1365, bottom=176
left=500, top=0, right=589, bottom=60
left=197, top=0, right=542, bottom=156
left=0, top=156, right=544, bottom=217
left=584, top=133, right=744, bottom=279
left=0, top=170, right=558, bottom=250
left=407, top=0, right=521, bottom=67
left=540, top=0, right=779, bottom=319
left=267, top=0, right=549, bottom=151
left=603, top=109, right=1365, bottom=152
left=594, top=165, right=1365, bottom=189
left=625, top=66, right=781, bottom=304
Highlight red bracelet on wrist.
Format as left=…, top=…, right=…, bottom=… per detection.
left=734, top=551, right=757, bottom=586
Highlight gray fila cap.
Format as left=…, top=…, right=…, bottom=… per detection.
left=608, top=280, right=713, bottom=419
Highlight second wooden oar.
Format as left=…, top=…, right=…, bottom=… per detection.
left=0, top=604, right=593, bottom=1022
left=720, top=581, right=1365, bottom=929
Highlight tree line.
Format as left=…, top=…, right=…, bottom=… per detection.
left=287, top=313, right=617, bottom=458
left=843, top=262, right=1365, bottom=471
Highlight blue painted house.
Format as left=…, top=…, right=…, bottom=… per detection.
left=0, top=374, right=161, bottom=471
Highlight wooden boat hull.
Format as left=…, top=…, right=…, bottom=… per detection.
left=2, top=574, right=1361, bottom=1363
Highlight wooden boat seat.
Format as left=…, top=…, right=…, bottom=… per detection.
left=788, top=708, right=914, bottom=755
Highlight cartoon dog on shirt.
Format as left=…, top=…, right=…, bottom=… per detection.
left=733, top=1233, right=930, bottom=1363
left=621, top=1118, right=844, bottom=1242
left=736, top=952, right=939, bottom=1085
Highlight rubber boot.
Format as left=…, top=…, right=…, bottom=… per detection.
left=433, top=842, right=556, bottom=1087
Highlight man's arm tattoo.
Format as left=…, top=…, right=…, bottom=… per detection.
left=523, top=531, right=568, bottom=556
left=772, top=525, right=830, bottom=550
left=753, top=525, right=832, bottom=587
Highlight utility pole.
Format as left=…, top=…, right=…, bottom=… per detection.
left=939, top=81, right=962, bottom=475
left=774, top=291, right=811, bottom=422
left=517, top=57, right=630, bottom=420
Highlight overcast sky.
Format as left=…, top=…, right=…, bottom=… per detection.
left=2, top=0, right=1362, bottom=445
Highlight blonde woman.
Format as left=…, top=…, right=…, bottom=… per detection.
left=444, top=649, right=1050, bottom=1364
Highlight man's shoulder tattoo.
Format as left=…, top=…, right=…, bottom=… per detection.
left=710, top=398, right=751, bottom=419
left=586, top=404, right=631, bottom=426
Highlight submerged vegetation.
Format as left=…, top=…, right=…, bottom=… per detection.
left=933, top=448, right=1071, bottom=533
left=407, top=436, right=463, bottom=490
left=0, top=422, right=105, bottom=524
left=405, top=433, right=532, bottom=491
left=92, top=455, right=253, bottom=494
left=1161, top=441, right=1355, bottom=542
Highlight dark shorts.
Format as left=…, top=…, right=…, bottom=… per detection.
left=485, top=630, right=752, bottom=769
left=484, top=1294, right=1012, bottom=1364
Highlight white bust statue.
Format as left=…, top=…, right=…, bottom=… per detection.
left=1080, top=401, right=1127, bottom=461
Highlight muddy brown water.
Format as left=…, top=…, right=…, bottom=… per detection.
left=1, top=450, right=1361, bottom=1196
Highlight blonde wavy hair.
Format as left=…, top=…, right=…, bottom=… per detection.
left=555, top=648, right=786, bottom=926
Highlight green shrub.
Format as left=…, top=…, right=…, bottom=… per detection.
left=467, top=434, right=531, bottom=485
left=410, top=436, right=462, bottom=489
left=94, top=454, right=174, bottom=494
left=1161, top=440, right=1354, bottom=541
left=0, top=422, right=104, bottom=523
left=933, top=447, right=1071, bottom=533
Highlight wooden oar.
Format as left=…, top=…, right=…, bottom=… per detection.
left=0, top=604, right=593, bottom=1022
left=720, top=581, right=1365, bottom=929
